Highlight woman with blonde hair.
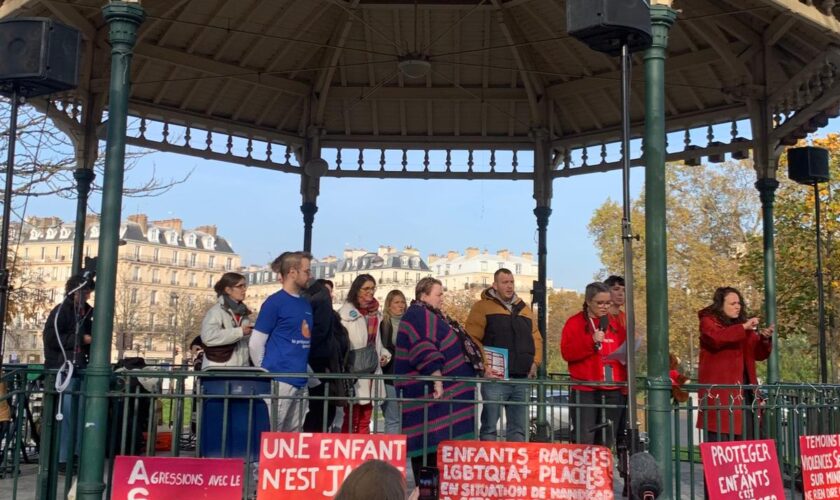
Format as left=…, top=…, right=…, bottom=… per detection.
left=380, top=289, right=407, bottom=434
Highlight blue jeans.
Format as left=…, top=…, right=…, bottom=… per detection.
left=59, top=377, right=84, bottom=463
left=480, top=381, right=530, bottom=442
left=382, top=384, right=401, bottom=435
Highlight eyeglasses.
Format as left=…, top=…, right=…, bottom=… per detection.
left=360, top=286, right=377, bottom=292
left=593, top=300, right=612, bottom=306
left=233, top=284, right=247, bottom=289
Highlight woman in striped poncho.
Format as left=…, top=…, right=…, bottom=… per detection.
left=394, top=277, right=477, bottom=477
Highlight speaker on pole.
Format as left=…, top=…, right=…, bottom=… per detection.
left=566, top=0, right=652, bottom=55
left=0, top=17, right=81, bottom=98
left=788, top=146, right=830, bottom=185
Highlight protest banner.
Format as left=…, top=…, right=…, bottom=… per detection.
left=111, top=456, right=243, bottom=500
left=257, top=432, right=407, bottom=499
left=437, top=440, right=614, bottom=500
left=700, top=439, right=784, bottom=500
left=799, top=434, right=840, bottom=500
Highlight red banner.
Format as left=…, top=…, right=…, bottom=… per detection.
left=437, top=440, right=614, bottom=500
left=256, top=432, right=407, bottom=499
left=700, top=439, right=784, bottom=500
left=800, top=434, right=840, bottom=500
left=111, top=456, right=243, bottom=500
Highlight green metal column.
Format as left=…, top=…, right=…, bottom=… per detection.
left=76, top=3, right=144, bottom=499
left=644, top=5, right=677, bottom=499
left=756, top=178, right=780, bottom=383
left=71, top=168, right=95, bottom=275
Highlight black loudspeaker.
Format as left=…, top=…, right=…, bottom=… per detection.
left=567, top=0, right=652, bottom=55
left=788, top=146, right=830, bottom=185
left=0, top=17, right=81, bottom=98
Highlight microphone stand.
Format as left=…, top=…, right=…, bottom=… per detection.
left=619, top=41, right=642, bottom=497
left=0, top=84, right=20, bottom=368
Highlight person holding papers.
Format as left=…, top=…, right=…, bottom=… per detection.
left=466, top=268, right=543, bottom=442
left=560, top=282, right=627, bottom=447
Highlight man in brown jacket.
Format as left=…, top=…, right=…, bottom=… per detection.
left=466, top=268, right=543, bottom=442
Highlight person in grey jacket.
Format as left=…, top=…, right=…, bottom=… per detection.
left=200, top=272, right=253, bottom=369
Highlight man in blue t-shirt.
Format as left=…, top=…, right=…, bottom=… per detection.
left=250, top=251, right=313, bottom=432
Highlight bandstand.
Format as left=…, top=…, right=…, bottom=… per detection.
left=1, top=1, right=840, bottom=498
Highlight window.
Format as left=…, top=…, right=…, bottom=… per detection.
left=172, top=251, right=179, bottom=265
left=186, top=233, right=197, bottom=247
left=153, top=248, right=159, bottom=262
left=225, top=258, right=232, bottom=271
left=150, top=290, right=157, bottom=305
left=209, top=255, right=215, bottom=268
left=133, top=246, right=140, bottom=260
left=130, top=289, right=137, bottom=304
left=480, top=261, right=488, bottom=272
left=40, top=247, right=45, bottom=260
left=498, top=262, right=505, bottom=269
left=171, top=271, right=178, bottom=285
left=515, top=264, right=522, bottom=274
left=54, top=247, right=60, bottom=259
left=393, top=271, right=398, bottom=281
left=145, top=335, right=153, bottom=350
left=405, top=271, right=409, bottom=282
left=170, top=294, right=178, bottom=307
left=132, top=266, right=140, bottom=281
left=24, top=247, right=28, bottom=258
left=152, top=269, right=160, bottom=283
left=189, top=273, right=197, bottom=286
left=90, top=225, right=99, bottom=238
left=189, top=253, right=197, bottom=267
left=149, top=313, right=156, bottom=331
left=207, top=275, right=213, bottom=288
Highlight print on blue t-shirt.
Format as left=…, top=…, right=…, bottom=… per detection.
left=254, top=289, right=312, bottom=387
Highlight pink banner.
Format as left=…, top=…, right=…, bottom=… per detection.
left=257, top=432, right=407, bottom=499
left=111, top=456, right=243, bottom=500
left=799, top=434, right=840, bottom=500
left=700, top=439, right=784, bottom=500
left=438, top=440, right=614, bottom=500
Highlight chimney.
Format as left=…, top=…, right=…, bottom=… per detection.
left=466, top=247, right=479, bottom=258
left=497, top=249, right=510, bottom=260
left=152, top=218, right=183, bottom=233
left=85, top=214, right=100, bottom=228
left=446, top=250, right=458, bottom=260
left=428, top=253, right=438, bottom=264
left=195, top=225, right=217, bottom=237
left=403, top=245, right=419, bottom=256
left=377, top=245, right=392, bottom=258
left=521, top=252, right=533, bottom=261
left=127, top=214, right=148, bottom=234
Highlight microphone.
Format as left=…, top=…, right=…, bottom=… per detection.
left=594, top=315, right=609, bottom=352
left=629, top=452, right=663, bottom=500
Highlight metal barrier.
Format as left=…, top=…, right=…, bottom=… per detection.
left=1, top=365, right=839, bottom=499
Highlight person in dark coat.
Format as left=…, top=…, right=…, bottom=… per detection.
left=697, top=287, right=773, bottom=441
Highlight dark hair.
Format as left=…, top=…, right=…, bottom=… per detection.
left=317, top=279, right=334, bottom=290
left=213, top=272, right=246, bottom=297
left=604, top=275, right=625, bottom=287
left=334, top=459, right=405, bottom=500
left=347, top=274, right=375, bottom=308
left=270, top=251, right=312, bottom=278
left=582, top=281, right=610, bottom=316
left=705, top=286, right=747, bottom=325
left=415, top=276, right=442, bottom=301
left=494, top=268, right=513, bottom=281
left=65, top=274, right=94, bottom=295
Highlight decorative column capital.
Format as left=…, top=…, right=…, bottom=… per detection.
left=533, top=206, right=552, bottom=228
left=301, top=202, right=318, bottom=223
left=102, top=2, right=145, bottom=47
left=74, top=168, right=95, bottom=188
left=755, top=178, right=780, bottom=205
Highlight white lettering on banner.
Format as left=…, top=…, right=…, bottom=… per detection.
left=710, top=442, right=772, bottom=466
left=127, top=488, right=149, bottom=500
left=128, top=460, right=149, bottom=485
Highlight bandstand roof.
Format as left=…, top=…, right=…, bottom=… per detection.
left=2, top=0, right=840, bottom=179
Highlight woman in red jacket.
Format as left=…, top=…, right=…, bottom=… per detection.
left=697, top=287, right=773, bottom=441
left=561, top=282, right=627, bottom=446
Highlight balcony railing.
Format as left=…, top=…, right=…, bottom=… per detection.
left=1, top=367, right=837, bottom=499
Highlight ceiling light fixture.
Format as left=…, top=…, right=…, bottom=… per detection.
left=398, top=53, right=431, bottom=79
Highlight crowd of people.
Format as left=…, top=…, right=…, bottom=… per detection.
left=43, top=247, right=775, bottom=488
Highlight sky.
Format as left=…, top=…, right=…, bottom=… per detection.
left=14, top=118, right=840, bottom=293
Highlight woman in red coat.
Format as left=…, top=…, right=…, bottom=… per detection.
left=697, top=287, right=773, bottom=441
left=561, top=282, right=628, bottom=447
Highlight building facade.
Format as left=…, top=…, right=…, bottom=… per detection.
left=4, top=214, right=241, bottom=365
left=428, top=247, right=552, bottom=297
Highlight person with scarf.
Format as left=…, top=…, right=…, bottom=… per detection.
left=380, top=289, right=407, bottom=434
left=395, top=277, right=477, bottom=478
left=200, top=272, right=253, bottom=369
left=339, top=274, right=390, bottom=433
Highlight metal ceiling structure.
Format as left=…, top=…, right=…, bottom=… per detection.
left=1, top=1, right=840, bottom=499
